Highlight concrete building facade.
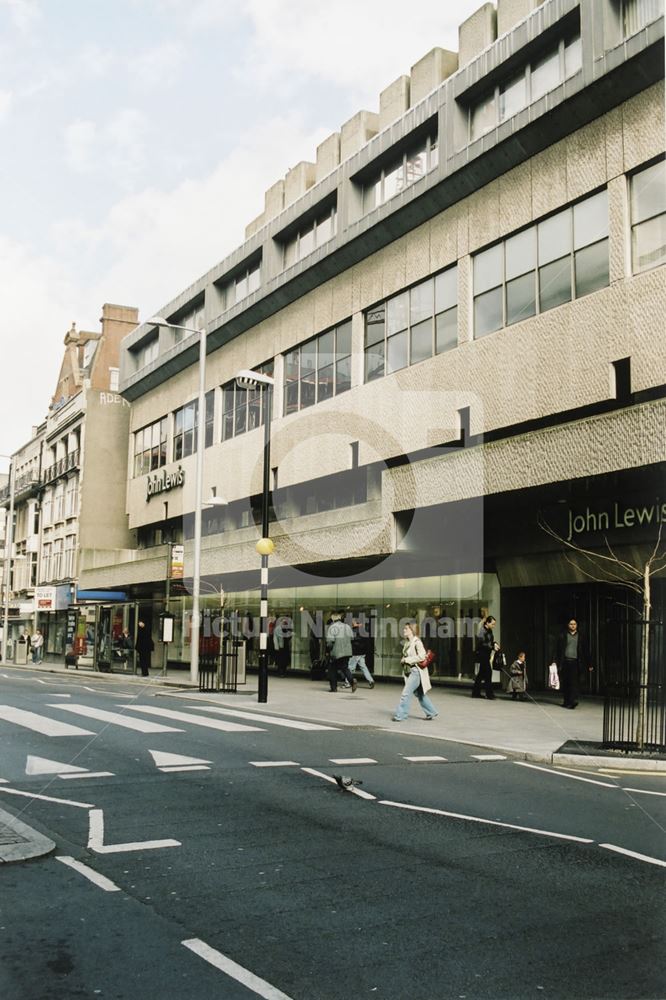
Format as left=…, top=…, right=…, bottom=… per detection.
left=90, top=0, right=664, bottom=686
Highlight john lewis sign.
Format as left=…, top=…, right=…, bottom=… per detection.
left=566, top=498, right=666, bottom=541
left=146, top=466, right=184, bottom=502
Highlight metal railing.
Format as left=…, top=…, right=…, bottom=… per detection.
left=41, top=450, right=80, bottom=485
left=602, top=621, right=665, bottom=752
left=198, top=615, right=242, bottom=693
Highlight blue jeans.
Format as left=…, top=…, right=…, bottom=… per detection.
left=348, top=654, right=374, bottom=684
left=393, top=667, right=438, bottom=720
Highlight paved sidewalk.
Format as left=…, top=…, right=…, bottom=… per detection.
left=0, top=806, right=55, bottom=864
left=4, top=660, right=664, bottom=771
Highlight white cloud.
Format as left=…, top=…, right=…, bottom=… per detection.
left=239, top=0, right=470, bottom=99
left=0, top=0, right=41, bottom=33
left=0, top=88, right=13, bottom=121
left=130, top=40, right=186, bottom=88
left=64, top=109, right=150, bottom=183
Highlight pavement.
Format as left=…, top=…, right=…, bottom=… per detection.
left=2, top=657, right=664, bottom=864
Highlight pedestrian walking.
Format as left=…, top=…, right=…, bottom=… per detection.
left=348, top=618, right=375, bottom=687
left=31, top=628, right=44, bottom=664
left=273, top=615, right=292, bottom=677
left=551, top=618, right=593, bottom=709
left=471, top=615, right=499, bottom=700
left=135, top=620, right=154, bottom=677
left=392, top=622, right=438, bottom=722
left=326, top=612, right=356, bottom=692
left=506, top=651, right=528, bottom=701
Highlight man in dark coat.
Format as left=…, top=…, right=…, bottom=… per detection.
left=552, top=618, right=592, bottom=709
left=472, top=615, right=499, bottom=700
left=135, top=621, right=154, bottom=677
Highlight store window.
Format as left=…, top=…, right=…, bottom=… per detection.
left=284, top=322, right=352, bottom=414
left=221, top=361, right=275, bottom=441
left=284, top=206, right=337, bottom=268
left=365, top=265, right=457, bottom=381
left=134, top=417, right=168, bottom=476
left=630, top=159, right=666, bottom=274
left=173, top=400, right=198, bottom=461
left=363, top=135, right=438, bottom=213
left=469, top=31, right=581, bottom=141
left=473, top=189, right=609, bottom=338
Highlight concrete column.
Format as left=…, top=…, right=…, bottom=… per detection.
left=340, top=111, right=379, bottom=162
left=458, top=3, right=497, bottom=68
left=379, top=76, right=410, bottom=130
left=410, top=48, right=458, bottom=104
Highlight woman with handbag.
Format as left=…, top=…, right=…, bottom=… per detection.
left=392, top=622, right=438, bottom=722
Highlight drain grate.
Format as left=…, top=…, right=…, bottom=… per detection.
left=0, top=822, right=28, bottom=846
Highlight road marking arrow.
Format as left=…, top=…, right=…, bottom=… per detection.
left=26, top=755, right=88, bottom=776
left=148, top=749, right=211, bottom=770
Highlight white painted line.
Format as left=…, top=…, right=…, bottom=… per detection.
left=515, top=761, right=618, bottom=788
left=380, top=800, right=594, bottom=843
left=349, top=787, right=377, bottom=801
left=600, top=768, right=666, bottom=776
left=49, top=693, right=71, bottom=698
left=0, top=705, right=94, bottom=737
left=0, top=787, right=93, bottom=809
left=0, top=777, right=7, bottom=784
left=301, top=767, right=338, bottom=784
left=329, top=757, right=377, bottom=765
left=159, top=765, right=210, bottom=773
left=56, top=856, right=120, bottom=892
left=87, top=808, right=180, bottom=854
left=122, top=705, right=264, bottom=732
left=599, top=844, right=666, bottom=868
left=471, top=754, right=507, bottom=761
left=621, top=786, right=666, bottom=797
left=59, top=771, right=115, bottom=780
left=182, top=938, right=294, bottom=1000
left=26, top=755, right=88, bottom=776
left=83, top=686, right=97, bottom=693
left=148, top=749, right=211, bottom=769
left=191, top=705, right=338, bottom=731
left=250, top=761, right=300, bottom=768
left=50, top=703, right=184, bottom=733
left=403, top=755, right=448, bottom=762
left=34, top=679, right=47, bottom=685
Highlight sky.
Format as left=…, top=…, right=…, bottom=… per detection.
left=0, top=0, right=481, bottom=468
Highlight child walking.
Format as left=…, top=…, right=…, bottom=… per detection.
left=507, top=651, right=528, bottom=701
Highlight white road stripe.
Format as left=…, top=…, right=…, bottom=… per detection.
left=403, top=755, right=448, bottom=762
left=0, top=787, right=93, bottom=809
left=250, top=761, right=300, bottom=768
left=49, top=694, right=71, bottom=698
left=49, top=703, right=184, bottom=733
left=349, top=787, right=377, bottom=800
left=182, top=938, right=294, bottom=1000
left=300, top=767, right=338, bottom=784
left=0, top=705, right=94, bottom=737
left=158, top=765, right=210, bottom=773
left=191, top=705, right=338, bottom=731
left=122, top=705, right=264, bottom=732
left=599, top=844, right=666, bottom=867
left=60, top=771, right=115, bottom=780
left=621, top=787, right=666, bottom=797
left=329, top=757, right=377, bottom=765
left=380, top=800, right=594, bottom=843
left=471, top=754, right=507, bottom=761
left=34, top=679, right=47, bottom=685
left=515, top=761, right=617, bottom=788
left=87, top=808, right=180, bottom=853
left=149, top=750, right=211, bottom=768
left=26, top=755, right=87, bottom=776
left=56, top=856, right=120, bottom=892
left=0, top=777, right=8, bottom=783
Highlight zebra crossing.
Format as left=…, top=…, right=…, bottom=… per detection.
left=0, top=701, right=339, bottom=740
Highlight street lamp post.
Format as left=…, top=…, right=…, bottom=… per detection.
left=235, top=369, right=275, bottom=704
left=1, top=458, right=16, bottom=664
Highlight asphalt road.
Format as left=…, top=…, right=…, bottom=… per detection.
left=0, top=670, right=664, bottom=1000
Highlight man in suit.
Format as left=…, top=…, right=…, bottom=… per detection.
left=552, top=618, right=593, bottom=709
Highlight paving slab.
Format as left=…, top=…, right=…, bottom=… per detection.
left=0, top=806, right=55, bottom=863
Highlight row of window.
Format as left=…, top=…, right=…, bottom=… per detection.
left=473, top=189, right=609, bottom=337
left=283, top=207, right=337, bottom=268
left=41, top=536, right=76, bottom=582
left=363, top=134, right=439, bottom=213
left=469, top=32, right=582, bottom=143
left=41, top=478, right=79, bottom=525
left=132, top=159, right=665, bottom=472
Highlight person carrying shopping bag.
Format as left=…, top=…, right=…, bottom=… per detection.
left=392, top=622, right=438, bottom=722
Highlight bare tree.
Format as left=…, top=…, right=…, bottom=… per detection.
left=538, top=515, right=666, bottom=750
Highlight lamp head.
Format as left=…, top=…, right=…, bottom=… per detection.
left=235, top=368, right=275, bottom=390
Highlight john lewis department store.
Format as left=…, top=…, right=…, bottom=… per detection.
left=79, top=0, right=666, bottom=687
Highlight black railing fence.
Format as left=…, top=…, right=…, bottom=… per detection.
left=602, top=617, right=665, bottom=753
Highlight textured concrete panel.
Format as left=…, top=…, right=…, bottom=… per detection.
left=315, top=132, right=340, bottom=182
left=497, top=0, right=539, bottom=37
left=264, top=179, right=285, bottom=221
left=379, top=75, right=410, bottom=131
left=458, top=3, right=497, bottom=68
left=622, top=82, right=665, bottom=172
left=608, top=176, right=628, bottom=285
left=404, top=222, right=432, bottom=288
left=284, top=161, right=316, bottom=207
left=244, top=212, right=265, bottom=240
left=604, top=106, right=624, bottom=180
left=380, top=239, right=408, bottom=301
left=410, top=48, right=458, bottom=104
left=499, top=159, right=532, bottom=235
left=531, top=140, right=568, bottom=219
left=467, top=179, right=500, bottom=252
left=340, top=110, right=379, bottom=162
left=566, top=117, right=606, bottom=202
left=429, top=204, right=459, bottom=272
